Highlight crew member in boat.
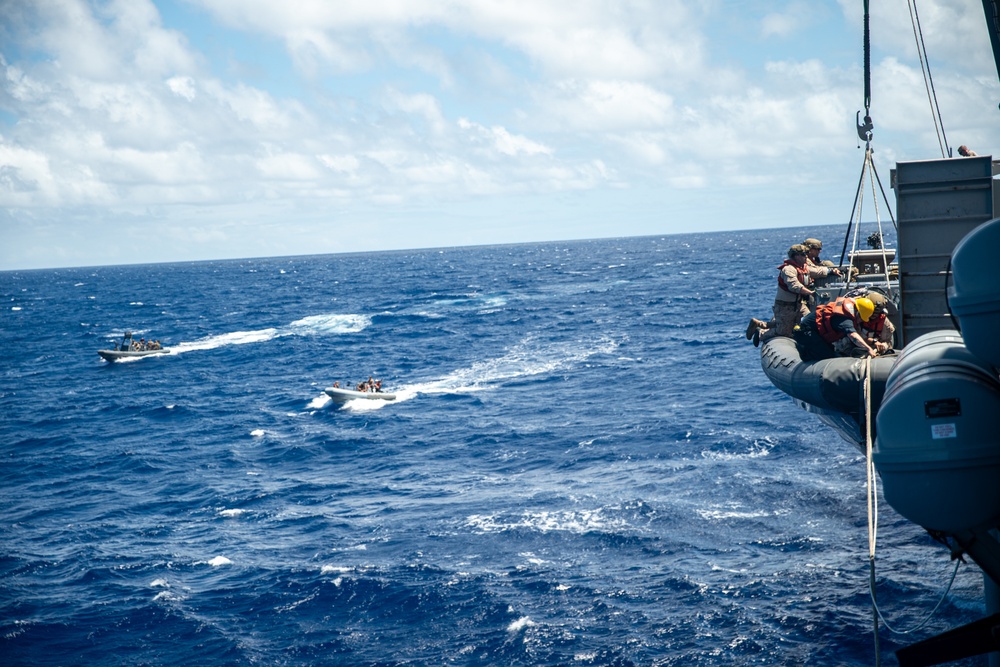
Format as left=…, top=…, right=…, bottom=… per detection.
left=353, top=377, right=382, bottom=392
left=802, top=238, right=844, bottom=288
left=793, top=295, right=887, bottom=361
left=857, top=291, right=895, bottom=351
left=746, top=244, right=826, bottom=347
left=958, top=145, right=978, bottom=157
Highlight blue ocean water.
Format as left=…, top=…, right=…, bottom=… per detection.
left=0, top=228, right=988, bottom=666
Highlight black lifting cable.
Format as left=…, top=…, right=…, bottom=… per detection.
left=842, top=1, right=897, bottom=284
left=857, top=0, right=874, bottom=147
left=843, top=0, right=875, bottom=277
left=908, top=0, right=950, bottom=157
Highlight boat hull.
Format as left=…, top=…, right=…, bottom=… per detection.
left=98, top=349, right=170, bottom=362
left=759, top=335, right=897, bottom=446
left=324, top=387, right=396, bottom=403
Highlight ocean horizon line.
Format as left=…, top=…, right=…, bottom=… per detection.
left=1, top=222, right=851, bottom=273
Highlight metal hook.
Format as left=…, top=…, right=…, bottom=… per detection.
left=857, top=110, right=874, bottom=142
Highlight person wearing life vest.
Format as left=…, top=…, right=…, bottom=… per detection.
left=793, top=296, right=882, bottom=361
left=859, top=290, right=896, bottom=350
left=802, top=238, right=845, bottom=289
left=747, top=244, right=827, bottom=347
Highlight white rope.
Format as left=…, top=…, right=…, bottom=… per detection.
left=863, top=356, right=882, bottom=665
left=863, top=356, right=963, bottom=638
left=864, top=357, right=877, bottom=558
left=849, top=155, right=869, bottom=290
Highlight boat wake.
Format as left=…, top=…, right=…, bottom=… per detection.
left=319, top=333, right=621, bottom=412
left=160, top=313, right=372, bottom=356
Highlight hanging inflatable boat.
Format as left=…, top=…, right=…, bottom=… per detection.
left=759, top=335, right=897, bottom=446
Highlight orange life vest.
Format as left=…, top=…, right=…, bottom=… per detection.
left=862, top=313, right=886, bottom=339
left=777, top=260, right=810, bottom=294
left=815, top=297, right=863, bottom=344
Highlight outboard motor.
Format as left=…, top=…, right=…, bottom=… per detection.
left=873, top=330, right=1000, bottom=533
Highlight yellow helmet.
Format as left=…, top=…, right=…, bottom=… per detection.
left=855, top=297, right=875, bottom=322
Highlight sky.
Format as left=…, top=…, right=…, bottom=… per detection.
left=1, top=0, right=998, bottom=270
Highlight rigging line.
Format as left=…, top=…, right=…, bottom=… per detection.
left=912, top=0, right=950, bottom=153
left=873, top=557, right=962, bottom=635
left=864, top=151, right=894, bottom=290
left=870, top=160, right=898, bottom=234
left=850, top=155, right=870, bottom=287
left=839, top=149, right=870, bottom=270
left=863, top=357, right=881, bottom=665
left=863, top=355, right=964, bottom=638
left=908, top=0, right=948, bottom=156
left=913, top=0, right=951, bottom=154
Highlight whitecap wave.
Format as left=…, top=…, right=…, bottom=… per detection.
left=152, top=591, right=179, bottom=602
left=307, top=395, right=331, bottom=410
left=465, top=508, right=629, bottom=535
left=696, top=508, right=773, bottom=521
left=288, top=313, right=371, bottom=334
left=507, top=616, right=535, bottom=633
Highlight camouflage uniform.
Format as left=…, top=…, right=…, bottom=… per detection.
left=760, top=245, right=818, bottom=343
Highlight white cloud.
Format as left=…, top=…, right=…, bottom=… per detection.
left=0, top=0, right=998, bottom=268
left=319, top=154, right=361, bottom=174
left=384, top=90, right=449, bottom=136
left=194, top=0, right=704, bottom=80
left=538, top=79, right=675, bottom=132
left=457, top=118, right=552, bottom=157
left=167, top=76, right=197, bottom=101
left=760, top=2, right=813, bottom=38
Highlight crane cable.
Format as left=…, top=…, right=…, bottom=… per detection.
left=907, top=0, right=950, bottom=156
left=843, top=2, right=899, bottom=293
